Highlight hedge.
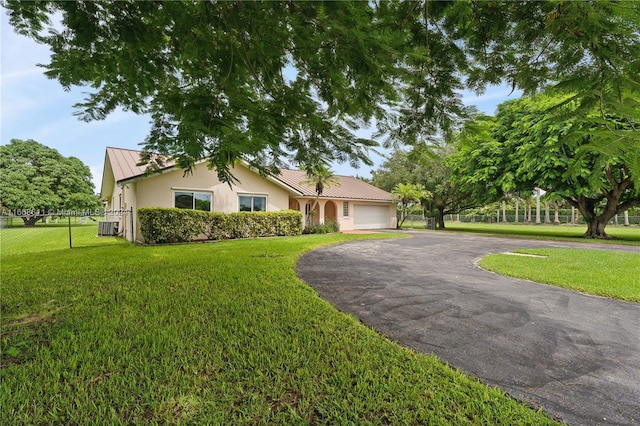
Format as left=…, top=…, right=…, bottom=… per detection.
left=138, top=208, right=303, bottom=244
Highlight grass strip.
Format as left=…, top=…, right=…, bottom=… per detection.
left=480, top=248, right=640, bottom=302
left=1, top=234, right=556, bottom=424
left=401, top=222, right=640, bottom=245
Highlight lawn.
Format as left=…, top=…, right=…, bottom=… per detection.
left=1, top=222, right=126, bottom=256
left=404, top=221, right=640, bottom=245
left=1, top=229, right=556, bottom=424
left=479, top=248, right=640, bottom=302
left=403, top=222, right=639, bottom=302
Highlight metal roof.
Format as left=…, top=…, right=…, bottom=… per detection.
left=276, top=169, right=392, bottom=201
left=106, top=147, right=175, bottom=182
left=104, top=147, right=392, bottom=202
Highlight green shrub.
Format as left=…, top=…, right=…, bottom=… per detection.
left=138, top=208, right=208, bottom=244
left=139, top=208, right=302, bottom=244
left=303, top=220, right=340, bottom=234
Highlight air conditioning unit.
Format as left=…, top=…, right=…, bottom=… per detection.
left=98, top=221, right=119, bottom=236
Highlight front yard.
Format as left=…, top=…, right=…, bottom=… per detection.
left=1, top=231, right=557, bottom=424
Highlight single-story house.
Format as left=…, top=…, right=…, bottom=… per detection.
left=100, top=147, right=396, bottom=242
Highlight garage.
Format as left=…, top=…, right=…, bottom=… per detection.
left=353, top=204, right=391, bottom=229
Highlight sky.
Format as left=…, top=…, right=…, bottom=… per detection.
left=1, top=10, right=521, bottom=192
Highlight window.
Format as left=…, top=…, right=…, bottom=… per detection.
left=343, top=201, right=349, bottom=217
left=239, top=195, right=266, bottom=212
left=174, top=191, right=212, bottom=211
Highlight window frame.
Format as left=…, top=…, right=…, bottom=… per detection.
left=343, top=201, right=349, bottom=217
left=173, top=190, right=213, bottom=212
left=238, top=194, right=268, bottom=212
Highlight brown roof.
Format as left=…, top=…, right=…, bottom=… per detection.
left=105, top=147, right=392, bottom=202
left=276, top=169, right=392, bottom=201
left=106, top=147, right=174, bottom=182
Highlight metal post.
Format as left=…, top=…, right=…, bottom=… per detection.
left=68, top=215, right=72, bottom=248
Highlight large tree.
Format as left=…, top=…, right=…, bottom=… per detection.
left=0, top=139, right=99, bottom=226
left=450, top=93, right=640, bottom=238
left=373, top=148, right=476, bottom=229
left=6, top=1, right=639, bottom=181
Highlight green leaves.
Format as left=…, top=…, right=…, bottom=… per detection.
left=450, top=89, right=639, bottom=237
left=5, top=1, right=640, bottom=184
left=0, top=140, right=99, bottom=219
left=137, top=208, right=303, bottom=244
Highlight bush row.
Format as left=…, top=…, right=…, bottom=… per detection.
left=138, top=208, right=303, bottom=244
left=303, top=220, right=340, bottom=234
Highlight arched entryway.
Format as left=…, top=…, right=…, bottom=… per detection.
left=324, top=200, right=337, bottom=224
left=305, top=200, right=319, bottom=225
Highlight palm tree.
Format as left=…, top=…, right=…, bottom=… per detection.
left=392, top=183, right=430, bottom=229
left=301, top=165, right=340, bottom=227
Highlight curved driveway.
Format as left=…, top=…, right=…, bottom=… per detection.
left=297, top=232, right=640, bottom=425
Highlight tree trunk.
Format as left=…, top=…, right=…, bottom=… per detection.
left=578, top=166, right=638, bottom=238
left=571, top=194, right=619, bottom=239
left=554, top=201, right=560, bottom=224
left=583, top=216, right=612, bottom=239
left=624, top=210, right=629, bottom=226
left=437, top=208, right=445, bottom=229
left=22, top=216, right=44, bottom=227
left=307, top=198, right=320, bottom=227
left=397, top=204, right=407, bottom=229
left=514, top=200, right=519, bottom=223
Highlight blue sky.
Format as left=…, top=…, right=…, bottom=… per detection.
left=1, top=10, right=520, bottom=191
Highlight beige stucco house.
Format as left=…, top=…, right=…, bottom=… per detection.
left=100, top=147, right=396, bottom=242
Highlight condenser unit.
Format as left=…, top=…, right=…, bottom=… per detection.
left=98, top=221, right=119, bottom=236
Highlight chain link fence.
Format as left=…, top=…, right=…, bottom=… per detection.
left=400, top=212, right=640, bottom=228
left=0, top=209, right=132, bottom=256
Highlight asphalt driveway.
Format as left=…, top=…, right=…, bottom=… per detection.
left=296, top=232, right=640, bottom=425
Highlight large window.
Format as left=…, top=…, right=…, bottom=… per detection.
left=174, top=191, right=212, bottom=211
left=239, top=195, right=266, bottom=212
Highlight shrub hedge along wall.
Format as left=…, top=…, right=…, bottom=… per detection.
left=138, top=208, right=303, bottom=244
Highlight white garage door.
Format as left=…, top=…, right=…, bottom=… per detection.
left=353, top=205, right=390, bottom=229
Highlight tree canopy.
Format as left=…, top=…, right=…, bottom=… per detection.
left=373, top=148, right=476, bottom=229
left=6, top=1, right=639, bottom=181
left=449, top=93, right=640, bottom=238
left=0, top=139, right=98, bottom=225
left=391, top=182, right=429, bottom=229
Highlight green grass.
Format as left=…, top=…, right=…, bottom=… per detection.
left=404, top=222, right=640, bottom=245
left=479, top=248, right=640, bottom=302
left=1, top=223, right=127, bottom=256
left=1, top=233, right=556, bottom=424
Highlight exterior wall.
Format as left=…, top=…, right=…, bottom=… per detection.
left=127, top=163, right=290, bottom=242
left=291, top=197, right=396, bottom=231
left=104, top=182, right=136, bottom=240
